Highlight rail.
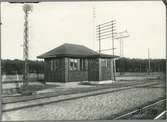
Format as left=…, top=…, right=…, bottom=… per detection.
left=3, top=81, right=161, bottom=104
left=154, top=110, right=166, bottom=120
left=2, top=81, right=163, bottom=112
left=113, top=99, right=166, bottom=120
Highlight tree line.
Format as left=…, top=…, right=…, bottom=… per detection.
left=2, top=59, right=44, bottom=75
left=1, top=58, right=166, bottom=75
left=116, top=58, right=166, bottom=72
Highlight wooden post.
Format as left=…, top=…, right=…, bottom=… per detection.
left=113, top=59, right=116, bottom=80
left=98, top=25, right=101, bottom=54
left=99, top=58, right=102, bottom=81
left=0, top=10, right=2, bottom=121
left=64, top=58, right=69, bottom=82
left=110, top=59, right=114, bottom=80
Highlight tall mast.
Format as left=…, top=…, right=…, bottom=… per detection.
left=148, top=48, right=151, bottom=75
left=22, top=4, right=33, bottom=87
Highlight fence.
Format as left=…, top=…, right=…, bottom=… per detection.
left=2, top=73, right=44, bottom=82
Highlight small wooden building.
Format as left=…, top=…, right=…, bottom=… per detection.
left=37, top=43, right=117, bottom=82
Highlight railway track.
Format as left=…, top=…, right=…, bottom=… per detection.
left=3, top=80, right=163, bottom=104
left=2, top=81, right=164, bottom=112
left=154, top=110, right=166, bottom=119
left=112, top=98, right=166, bottom=120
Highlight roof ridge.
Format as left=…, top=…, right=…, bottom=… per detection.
left=64, top=43, right=84, bottom=46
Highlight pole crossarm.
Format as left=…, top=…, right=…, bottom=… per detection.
left=97, top=36, right=112, bottom=40
left=96, top=25, right=116, bottom=32
left=96, top=20, right=116, bottom=27
left=96, top=26, right=115, bottom=32
left=96, top=32, right=117, bottom=39
left=96, top=23, right=117, bottom=41
left=97, top=48, right=117, bottom=52
left=96, top=30, right=115, bottom=35
left=114, top=30, right=129, bottom=39
left=114, top=35, right=129, bottom=39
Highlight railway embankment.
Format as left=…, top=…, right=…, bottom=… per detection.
left=2, top=81, right=165, bottom=120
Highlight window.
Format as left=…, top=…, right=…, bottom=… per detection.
left=50, top=59, right=59, bottom=71
left=69, top=58, right=88, bottom=71
left=80, top=59, right=87, bottom=71
left=107, top=59, right=110, bottom=68
left=69, top=58, right=80, bottom=71
left=50, top=60, right=54, bottom=71
left=69, top=59, right=73, bottom=70
left=54, top=59, right=57, bottom=70
left=101, top=59, right=108, bottom=68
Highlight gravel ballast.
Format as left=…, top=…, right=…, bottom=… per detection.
left=2, top=83, right=165, bottom=121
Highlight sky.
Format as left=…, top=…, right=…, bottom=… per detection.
left=1, top=1, right=166, bottom=60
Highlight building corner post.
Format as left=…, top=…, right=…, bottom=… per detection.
left=99, top=58, right=102, bottom=81
left=64, top=58, right=68, bottom=82
left=0, top=2, right=2, bottom=121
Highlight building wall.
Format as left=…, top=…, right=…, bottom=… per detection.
left=64, top=58, right=69, bottom=82
left=44, top=59, right=50, bottom=82
left=88, top=58, right=99, bottom=81
left=68, top=71, right=88, bottom=81
left=101, top=58, right=112, bottom=80
left=44, top=58, right=65, bottom=82
left=88, top=58, right=114, bottom=81
left=44, top=57, right=114, bottom=82
left=68, top=58, right=88, bottom=82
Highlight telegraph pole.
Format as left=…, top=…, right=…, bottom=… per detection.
left=0, top=4, right=2, bottom=120
left=114, top=30, right=129, bottom=75
left=97, top=25, right=101, bottom=54
left=114, top=30, right=129, bottom=57
left=120, top=39, right=123, bottom=57
left=148, top=48, right=151, bottom=75
left=92, top=6, right=96, bottom=51
left=111, top=20, right=116, bottom=81
left=22, top=4, right=33, bottom=88
left=96, top=20, right=117, bottom=81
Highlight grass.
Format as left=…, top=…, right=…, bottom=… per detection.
left=3, top=82, right=60, bottom=96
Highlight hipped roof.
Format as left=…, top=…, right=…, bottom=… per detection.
left=37, top=43, right=118, bottom=59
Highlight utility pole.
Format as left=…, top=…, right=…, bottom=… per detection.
left=120, top=38, right=123, bottom=57
left=0, top=4, right=2, bottom=120
left=22, top=4, right=33, bottom=88
left=114, top=30, right=129, bottom=57
left=111, top=20, right=116, bottom=81
left=148, top=48, right=151, bottom=75
left=92, top=6, right=96, bottom=51
left=114, top=30, right=129, bottom=75
left=96, top=20, right=117, bottom=81
left=97, top=25, right=101, bottom=54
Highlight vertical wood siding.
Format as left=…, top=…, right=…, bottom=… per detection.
left=88, top=58, right=99, bottom=81
left=44, top=57, right=114, bottom=82
left=68, top=58, right=88, bottom=82
left=101, top=58, right=112, bottom=80
left=45, top=58, right=65, bottom=82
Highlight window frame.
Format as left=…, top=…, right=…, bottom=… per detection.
left=69, top=58, right=79, bottom=71
left=101, top=58, right=108, bottom=68
left=80, top=58, right=87, bottom=71
left=50, top=60, right=54, bottom=71
left=50, top=59, right=59, bottom=71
